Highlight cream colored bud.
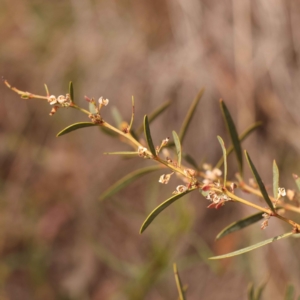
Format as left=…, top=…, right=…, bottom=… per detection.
left=176, top=185, right=188, bottom=193
left=57, top=95, right=66, bottom=104
left=278, top=187, right=286, bottom=198
left=138, top=146, right=148, bottom=157
left=48, top=95, right=57, bottom=105
left=158, top=173, right=172, bottom=184
left=99, top=97, right=109, bottom=106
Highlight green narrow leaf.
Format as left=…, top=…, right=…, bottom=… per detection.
left=172, top=131, right=182, bottom=167
left=111, top=106, right=123, bottom=127
left=144, top=115, right=157, bottom=157
left=284, top=284, right=295, bottom=300
left=209, top=232, right=293, bottom=259
left=220, top=99, right=243, bottom=174
left=215, top=122, right=262, bottom=169
left=129, top=96, right=135, bottom=131
left=179, top=88, right=204, bottom=144
left=100, top=165, right=162, bottom=201
left=136, top=100, right=171, bottom=135
left=273, top=160, right=279, bottom=199
left=69, top=81, right=74, bottom=103
left=57, top=122, right=97, bottom=137
left=247, top=283, right=255, bottom=300
left=104, top=151, right=138, bottom=156
left=182, top=153, right=200, bottom=171
left=254, top=279, right=268, bottom=300
left=173, top=263, right=186, bottom=300
left=89, top=102, right=97, bottom=114
left=293, top=174, right=300, bottom=192
left=217, top=136, right=227, bottom=186
left=140, top=188, right=195, bottom=233
left=245, top=151, right=275, bottom=212
left=44, top=84, right=49, bottom=97
left=216, top=212, right=264, bottom=240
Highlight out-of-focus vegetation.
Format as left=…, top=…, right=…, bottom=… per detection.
left=1, top=0, right=300, bottom=299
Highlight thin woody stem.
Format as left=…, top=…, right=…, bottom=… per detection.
left=4, top=80, right=48, bottom=100
left=239, top=182, right=300, bottom=214
left=71, top=104, right=91, bottom=115
left=225, top=190, right=300, bottom=230
left=102, top=121, right=194, bottom=180
left=5, top=80, right=300, bottom=228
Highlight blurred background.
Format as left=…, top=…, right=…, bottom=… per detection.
left=1, top=0, right=300, bottom=299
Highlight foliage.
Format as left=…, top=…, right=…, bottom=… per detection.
left=4, top=79, right=300, bottom=298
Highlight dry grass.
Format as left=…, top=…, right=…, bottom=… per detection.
left=1, top=0, right=300, bottom=299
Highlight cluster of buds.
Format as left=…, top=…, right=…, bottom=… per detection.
left=138, top=146, right=150, bottom=158
left=202, top=164, right=222, bottom=184
left=48, top=94, right=72, bottom=116
left=86, top=96, right=109, bottom=124
left=202, top=183, right=232, bottom=209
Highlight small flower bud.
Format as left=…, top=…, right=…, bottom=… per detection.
left=176, top=185, right=188, bottom=193
left=57, top=95, right=67, bottom=104
left=48, top=95, right=57, bottom=105
left=161, top=137, right=169, bottom=147
left=138, top=146, right=148, bottom=157
left=99, top=97, right=109, bottom=106
left=278, top=187, right=286, bottom=198
left=158, top=173, right=173, bottom=184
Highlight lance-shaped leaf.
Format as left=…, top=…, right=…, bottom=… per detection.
left=293, top=174, right=300, bottom=192
left=44, top=84, right=50, bottom=97
left=140, top=188, right=195, bottom=233
left=173, top=263, right=186, bottom=300
left=216, top=212, right=264, bottom=240
left=248, top=283, right=255, bottom=300
left=179, top=88, right=204, bottom=144
left=104, top=151, right=138, bottom=156
left=172, top=131, right=182, bottom=167
left=215, top=122, right=262, bottom=169
left=209, top=232, right=294, bottom=259
left=111, top=106, right=123, bottom=128
left=217, top=136, right=227, bottom=186
left=182, top=153, right=200, bottom=171
left=57, top=122, right=97, bottom=137
left=285, top=284, right=295, bottom=300
left=100, top=165, right=162, bottom=201
left=89, top=102, right=97, bottom=114
left=128, top=96, right=135, bottom=131
left=136, top=100, right=171, bottom=135
left=69, top=81, right=74, bottom=103
left=273, top=160, right=279, bottom=199
left=220, top=99, right=243, bottom=174
left=144, top=115, right=157, bottom=157
left=254, top=280, right=268, bottom=300
left=245, top=151, right=275, bottom=212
